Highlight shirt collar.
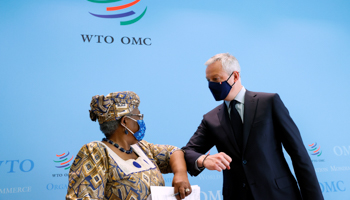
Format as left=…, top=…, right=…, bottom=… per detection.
left=225, top=86, right=246, bottom=108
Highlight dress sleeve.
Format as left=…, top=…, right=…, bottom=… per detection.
left=139, top=140, right=179, bottom=174
left=66, top=142, right=109, bottom=200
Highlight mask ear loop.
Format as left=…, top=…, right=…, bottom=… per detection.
left=227, top=71, right=236, bottom=87
left=122, top=123, right=134, bottom=135
left=226, top=71, right=234, bottom=81
left=122, top=116, right=137, bottom=135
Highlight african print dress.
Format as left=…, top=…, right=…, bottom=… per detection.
left=66, top=140, right=179, bottom=200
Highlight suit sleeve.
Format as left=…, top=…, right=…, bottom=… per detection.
left=272, top=94, right=324, bottom=200
left=182, top=117, right=215, bottom=176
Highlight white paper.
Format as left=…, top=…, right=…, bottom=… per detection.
left=149, top=185, right=200, bottom=200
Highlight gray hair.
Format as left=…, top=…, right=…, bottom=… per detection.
left=99, top=120, right=120, bottom=138
left=205, top=53, right=241, bottom=75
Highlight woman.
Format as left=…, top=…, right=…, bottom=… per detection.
left=66, top=91, right=191, bottom=200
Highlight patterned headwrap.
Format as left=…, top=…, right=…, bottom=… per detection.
left=89, top=91, right=140, bottom=124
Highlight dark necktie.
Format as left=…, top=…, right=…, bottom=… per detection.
left=230, top=100, right=243, bottom=151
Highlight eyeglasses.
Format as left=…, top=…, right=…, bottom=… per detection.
left=128, top=114, right=144, bottom=120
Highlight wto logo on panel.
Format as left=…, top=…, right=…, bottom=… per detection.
left=308, top=143, right=325, bottom=162
left=54, top=152, right=74, bottom=170
left=88, top=0, right=147, bottom=25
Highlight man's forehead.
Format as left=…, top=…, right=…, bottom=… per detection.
left=207, top=60, right=222, bottom=69
left=206, top=72, right=221, bottom=78
left=206, top=63, right=225, bottom=74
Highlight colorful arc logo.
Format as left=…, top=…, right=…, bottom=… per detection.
left=88, top=0, right=147, bottom=25
left=308, top=143, right=322, bottom=157
left=54, top=152, right=74, bottom=170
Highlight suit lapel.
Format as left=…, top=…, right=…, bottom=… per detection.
left=218, top=103, right=241, bottom=154
left=242, top=90, right=258, bottom=155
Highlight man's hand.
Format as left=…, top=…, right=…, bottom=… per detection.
left=197, top=152, right=232, bottom=172
left=172, top=172, right=191, bottom=200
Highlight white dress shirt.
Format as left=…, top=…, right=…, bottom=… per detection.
left=225, top=86, right=246, bottom=122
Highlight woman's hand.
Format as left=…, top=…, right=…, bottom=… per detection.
left=172, top=172, right=191, bottom=200
left=169, top=150, right=191, bottom=200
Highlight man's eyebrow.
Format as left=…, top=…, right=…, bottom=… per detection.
left=207, top=74, right=221, bottom=80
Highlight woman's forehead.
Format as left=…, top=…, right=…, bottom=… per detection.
left=132, top=107, right=140, bottom=114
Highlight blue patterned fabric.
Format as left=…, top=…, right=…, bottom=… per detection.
left=66, top=140, right=179, bottom=200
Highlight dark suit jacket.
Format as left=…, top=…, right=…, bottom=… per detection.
left=182, top=90, right=323, bottom=200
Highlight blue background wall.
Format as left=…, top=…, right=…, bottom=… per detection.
left=1, top=0, right=350, bottom=199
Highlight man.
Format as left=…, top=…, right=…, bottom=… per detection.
left=182, top=53, right=323, bottom=200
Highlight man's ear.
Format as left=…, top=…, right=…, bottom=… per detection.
left=234, top=71, right=240, bottom=82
